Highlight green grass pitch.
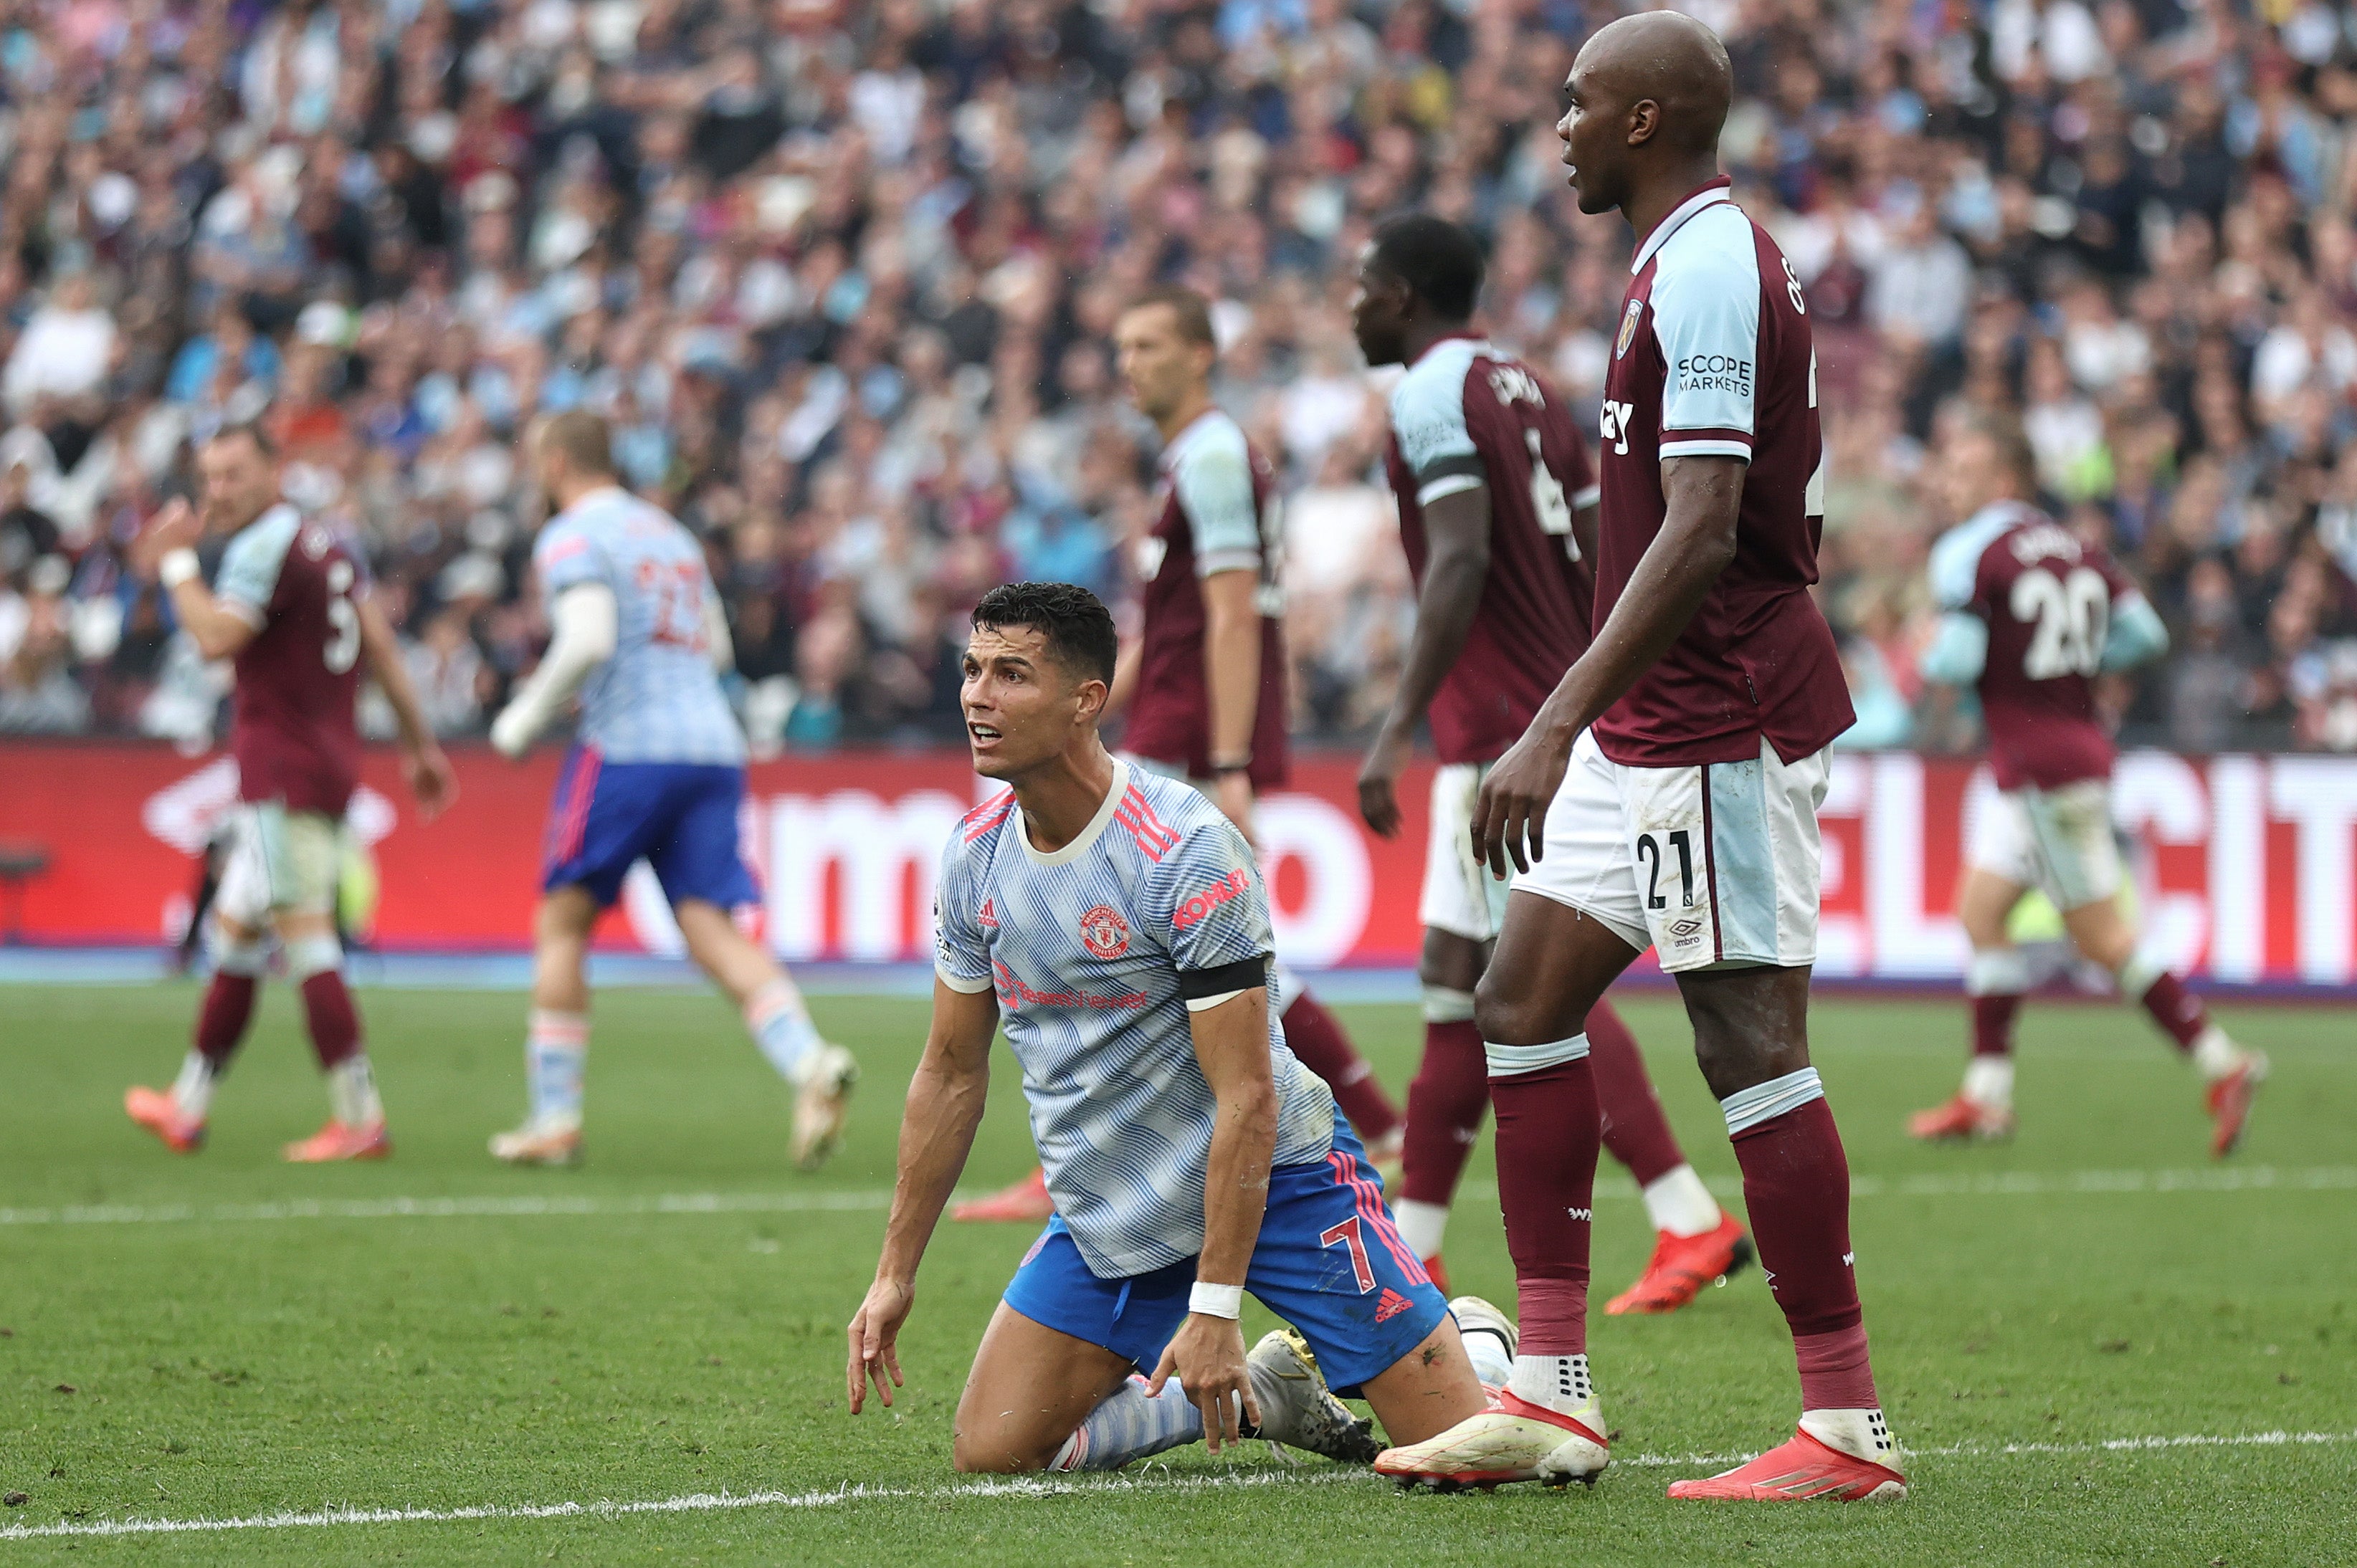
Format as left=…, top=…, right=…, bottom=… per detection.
left=1, top=981, right=2351, bottom=1564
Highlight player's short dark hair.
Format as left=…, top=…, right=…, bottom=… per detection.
left=1122, top=285, right=1216, bottom=348
left=1368, top=214, right=1486, bottom=322
left=971, top=581, right=1118, bottom=687
left=207, top=422, right=277, bottom=461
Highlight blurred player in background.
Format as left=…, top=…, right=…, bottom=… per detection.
left=951, top=285, right=1405, bottom=1224
left=1379, top=16, right=1904, bottom=1500
left=125, top=425, right=455, bottom=1160
left=485, top=411, right=856, bottom=1168
left=1351, top=213, right=1750, bottom=1311
left=1910, top=413, right=2266, bottom=1153
left=849, top=583, right=1510, bottom=1473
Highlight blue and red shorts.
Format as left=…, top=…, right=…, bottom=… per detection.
left=1000, top=1120, right=1448, bottom=1396
left=541, top=746, right=759, bottom=912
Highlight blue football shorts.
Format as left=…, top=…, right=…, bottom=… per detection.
left=541, top=747, right=759, bottom=912
left=1000, top=1120, right=1449, bottom=1396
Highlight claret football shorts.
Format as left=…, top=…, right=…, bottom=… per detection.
left=1515, top=729, right=1830, bottom=972
left=1965, top=777, right=2121, bottom=913
left=1420, top=761, right=1513, bottom=942
left=999, top=1122, right=1449, bottom=1396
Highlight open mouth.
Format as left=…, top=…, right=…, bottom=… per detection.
left=968, top=722, right=1002, bottom=744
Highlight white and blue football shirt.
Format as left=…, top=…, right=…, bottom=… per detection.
left=933, top=760, right=1335, bottom=1277
left=532, top=485, right=745, bottom=765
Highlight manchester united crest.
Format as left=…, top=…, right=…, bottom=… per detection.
left=1079, top=904, right=1130, bottom=960
left=1614, top=296, right=1644, bottom=360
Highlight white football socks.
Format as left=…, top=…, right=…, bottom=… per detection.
left=1457, top=1323, right=1514, bottom=1389
left=1800, top=1406, right=1898, bottom=1466
left=1393, top=1198, right=1449, bottom=1262
left=1641, top=1164, right=1722, bottom=1238
left=1963, top=1054, right=2015, bottom=1110
left=328, top=1055, right=382, bottom=1128
left=525, top=1010, right=588, bottom=1130
left=1049, top=1374, right=1204, bottom=1471
left=171, top=1051, right=217, bottom=1121
left=2191, top=1024, right=2241, bottom=1081
left=1507, top=1353, right=1601, bottom=1428
left=746, top=978, right=824, bottom=1086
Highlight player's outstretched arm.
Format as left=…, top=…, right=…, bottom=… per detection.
left=356, top=595, right=458, bottom=820
left=847, top=979, right=999, bottom=1415
left=1361, top=484, right=1491, bottom=838
left=1146, top=983, right=1275, bottom=1451
left=1473, top=454, right=1743, bottom=876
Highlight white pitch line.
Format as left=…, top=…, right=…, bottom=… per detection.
left=3, top=1166, right=2349, bottom=1230
left=3, top=1430, right=2349, bottom=1541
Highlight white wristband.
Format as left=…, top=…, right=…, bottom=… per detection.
left=159, top=548, right=200, bottom=588
left=1188, top=1282, right=1244, bottom=1320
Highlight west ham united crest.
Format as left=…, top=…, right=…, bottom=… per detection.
left=1079, top=904, right=1131, bottom=959
left=1614, top=297, right=1644, bottom=360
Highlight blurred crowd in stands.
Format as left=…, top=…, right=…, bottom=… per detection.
left=3, top=0, right=2357, bottom=756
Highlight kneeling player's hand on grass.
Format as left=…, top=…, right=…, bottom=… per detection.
left=847, top=1276, right=914, bottom=1414
left=1472, top=727, right=1571, bottom=879
left=1148, top=1313, right=1257, bottom=1453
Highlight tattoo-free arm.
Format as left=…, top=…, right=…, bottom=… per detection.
left=1472, top=456, right=1744, bottom=874
left=168, top=579, right=260, bottom=662
left=1201, top=568, right=1262, bottom=766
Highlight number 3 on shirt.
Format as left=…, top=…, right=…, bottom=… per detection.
left=323, top=560, right=360, bottom=673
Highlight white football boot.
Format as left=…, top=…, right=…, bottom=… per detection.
left=1244, top=1329, right=1381, bottom=1464
left=791, top=1043, right=859, bottom=1170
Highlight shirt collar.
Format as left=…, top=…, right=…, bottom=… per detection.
left=1631, top=177, right=1735, bottom=276
left=1406, top=333, right=1492, bottom=369
left=1016, top=759, right=1133, bottom=867
left=1158, top=408, right=1227, bottom=473
left=1963, top=499, right=2036, bottom=532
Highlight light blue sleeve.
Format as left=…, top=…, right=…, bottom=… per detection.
left=1144, top=818, right=1274, bottom=982
left=1925, top=521, right=1994, bottom=611
left=930, top=833, right=996, bottom=994
left=533, top=518, right=608, bottom=598
left=1652, top=220, right=1761, bottom=458
left=1389, top=354, right=1483, bottom=502
left=214, top=510, right=300, bottom=620
left=1173, top=426, right=1263, bottom=575
left=1918, top=611, right=1989, bottom=686
left=2100, top=591, right=2170, bottom=672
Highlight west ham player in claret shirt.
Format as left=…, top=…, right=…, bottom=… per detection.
left=1909, top=413, right=2266, bottom=1152
left=125, top=426, right=454, bottom=1161
left=1348, top=213, right=1752, bottom=1311
left=949, top=287, right=1406, bottom=1223
left=1376, top=14, right=1905, bottom=1501
left=846, top=583, right=1515, bottom=1474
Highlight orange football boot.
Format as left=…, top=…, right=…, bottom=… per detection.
left=282, top=1120, right=391, bottom=1162
left=1906, top=1092, right=2015, bottom=1142
left=124, top=1086, right=205, bottom=1153
left=2206, top=1053, right=2267, bottom=1158
left=1605, top=1212, right=1753, bottom=1315
left=1667, top=1427, right=1907, bottom=1501
left=951, top=1166, right=1053, bottom=1223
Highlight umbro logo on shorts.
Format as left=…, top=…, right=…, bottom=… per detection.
left=1375, top=1287, right=1415, bottom=1323
left=1668, top=917, right=1705, bottom=942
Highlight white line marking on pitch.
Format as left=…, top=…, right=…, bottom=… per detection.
left=1, top=1431, right=2348, bottom=1540
left=4, top=1166, right=2349, bottom=1230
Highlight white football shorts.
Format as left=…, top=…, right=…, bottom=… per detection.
left=1514, top=729, right=1830, bottom=972
left=1419, top=761, right=1512, bottom=942
left=214, top=803, right=344, bottom=927
left=1965, top=777, right=2120, bottom=912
